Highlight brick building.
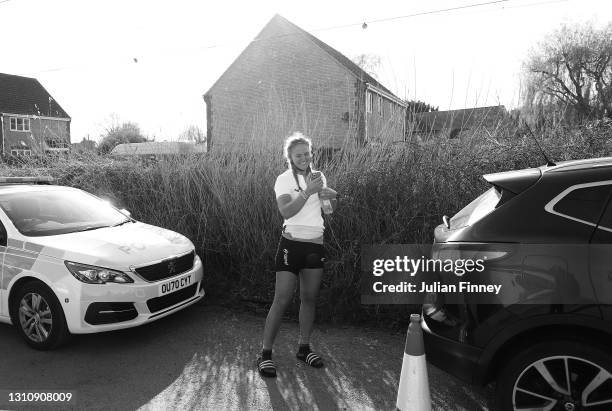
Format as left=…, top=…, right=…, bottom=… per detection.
left=204, top=14, right=406, bottom=150
left=0, top=73, right=71, bottom=156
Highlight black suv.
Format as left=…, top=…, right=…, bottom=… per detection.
left=422, top=157, right=612, bottom=410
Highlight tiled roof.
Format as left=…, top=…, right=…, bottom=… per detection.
left=0, top=73, right=70, bottom=118
left=413, top=105, right=508, bottom=132
left=270, top=15, right=394, bottom=96
left=205, top=14, right=398, bottom=98
left=111, top=142, right=207, bottom=155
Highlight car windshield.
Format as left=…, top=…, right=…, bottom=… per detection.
left=450, top=187, right=501, bottom=229
left=0, top=188, right=129, bottom=237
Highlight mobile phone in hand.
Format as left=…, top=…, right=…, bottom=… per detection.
left=311, top=171, right=321, bottom=179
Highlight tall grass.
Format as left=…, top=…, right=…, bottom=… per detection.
left=1, top=120, right=610, bottom=326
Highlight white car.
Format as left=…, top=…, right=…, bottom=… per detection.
left=0, top=177, right=204, bottom=349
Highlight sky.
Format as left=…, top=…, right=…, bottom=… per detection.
left=1, top=0, right=611, bottom=143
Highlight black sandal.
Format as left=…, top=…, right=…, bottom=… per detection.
left=296, top=349, right=324, bottom=368
left=257, top=356, right=277, bottom=378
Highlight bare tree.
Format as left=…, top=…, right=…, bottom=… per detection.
left=352, top=54, right=382, bottom=79
left=523, top=22, right=612, bottom=120
left=178, top=125, right=206, bottom=144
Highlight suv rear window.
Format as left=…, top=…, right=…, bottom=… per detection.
left=552, top=184, right=611, bottom=225
left=450, top=187, right=501, bottom=229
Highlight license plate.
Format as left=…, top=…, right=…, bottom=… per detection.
left=159, top=273, right=192, bottom=296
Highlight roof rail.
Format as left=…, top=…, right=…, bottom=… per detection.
left=0, top=176, right=54, bottom=185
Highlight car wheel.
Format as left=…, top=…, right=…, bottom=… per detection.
left=496, top=340, right=612, bottom=411
left=12, top=281, right=70, bottom=350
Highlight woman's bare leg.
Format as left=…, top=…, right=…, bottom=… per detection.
left=262, top=271, right=297, bottom=350
left=298, top=268, right=324, bottom=345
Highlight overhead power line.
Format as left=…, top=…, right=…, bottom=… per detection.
left=311, top=0, right=511, bottom=32
left=26, top=0, right=572, bottom=75
left=499, top=0, right=570, bottom=10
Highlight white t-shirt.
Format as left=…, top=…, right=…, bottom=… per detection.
left=274, top=169, right=326, bottom=238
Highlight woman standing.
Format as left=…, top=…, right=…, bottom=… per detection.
left=257, top=132, right=337, bottom=378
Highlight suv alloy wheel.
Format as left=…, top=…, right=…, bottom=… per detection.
left=496, top=340, right=612, bottom=410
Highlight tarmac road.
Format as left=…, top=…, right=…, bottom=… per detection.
left=0, top=301, right=493, bottom=410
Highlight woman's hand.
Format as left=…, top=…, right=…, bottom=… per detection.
left=305, top=175, right=324, bottom=196
left=319, top=187, right=337, bottom=200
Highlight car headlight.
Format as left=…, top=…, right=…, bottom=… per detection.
left=65, top=261, right=134, bottom=284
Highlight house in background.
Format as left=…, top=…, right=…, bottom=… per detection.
left=0, top=73, right=71, bottom=156
left=411, top=105, right=509, bottom=140
left=110, top=141, right=207, bottom=157
left=72, top=138, right=97, bottom=154
left=204, top=14, right=406, bottom=150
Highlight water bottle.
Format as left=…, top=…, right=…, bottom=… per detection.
left=312, top=171, right=333, bottom=215
left=321, top=199, right=333, bottom=215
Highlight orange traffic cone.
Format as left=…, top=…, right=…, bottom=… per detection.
left=396, top=314, right=431, bottom=411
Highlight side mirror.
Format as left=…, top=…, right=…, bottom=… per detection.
left=120, top=209, right=132, bottom=218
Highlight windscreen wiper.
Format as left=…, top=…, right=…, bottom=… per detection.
left=111, top=219, right=132, bottom=227
left=79, top=225, right=108, bottom=232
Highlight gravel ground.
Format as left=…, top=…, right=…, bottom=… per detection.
left=0, top=301, right=493, bottom=410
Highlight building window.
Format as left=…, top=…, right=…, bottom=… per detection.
left=9, top=117, right=30, bottom=132
left=10, top=148, right=32, bottom=156
left=366, top=92, right=373, bottom=113
left=45, top=138, right=70, bottom=149
left=377, top=96, right=383, bottom=116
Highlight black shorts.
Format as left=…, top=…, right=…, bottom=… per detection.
left=274, top=236, right=326, bottom=275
